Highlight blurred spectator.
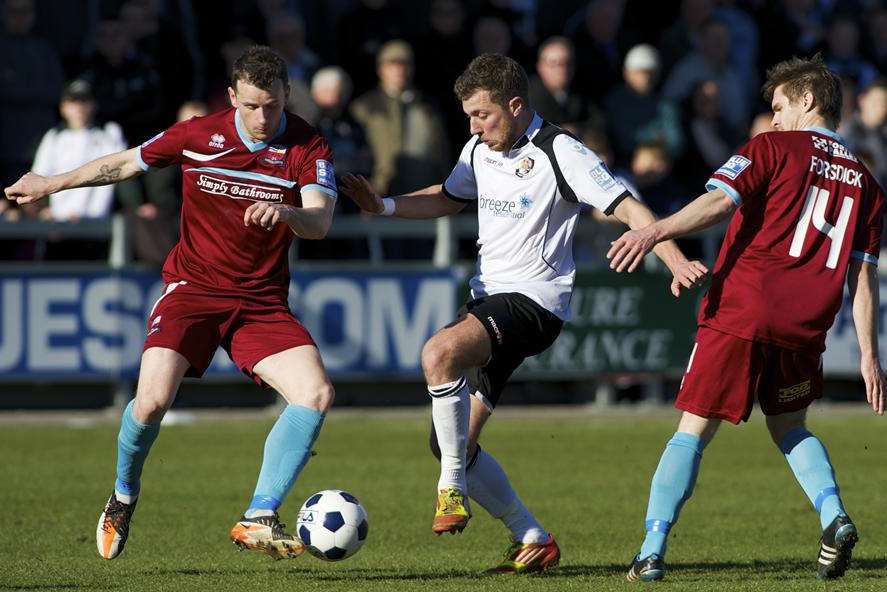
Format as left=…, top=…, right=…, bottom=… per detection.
left=350, top=39, right=448, bottom=260
left=565, top=0, right=639, bottom=103
left=843, top=79, right=887, bottom=189
left=663, top=19, right=749, bottom=131
left=79, top=16, right=164, bottom=145
left=116, top=100, right=207, bottom=267
left=528, top=37, right=590, bottom=127
left=658, top=0, right=714, bottom=73
left=0, top=0, right=63, bottom=190
left=603, top=44, right=683, bottom=166
left=676, top=79, right=743, bottom=190
left=31, top=80, right=125, bottom=222
left=472, top=16, right=514, bottom=56
left=336, top=0, right=406, bottom=96
left=759, top=0, right=827, bottom=65
left=627, top=141, right=688, bottom=216
left=866, top=6, right=887, bottom=74
left=748, top=111, right=773, bottom=138
left=207, top=34, right=256, bottom=112
left=267, top=13, right=321, bottom=85
left=825, top=15, right=878, bottom=92
left=351, top=40, right=448, bottom=197
left=311, top=67, right=372, bottom=178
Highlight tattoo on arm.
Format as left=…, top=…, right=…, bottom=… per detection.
left=88, top=164, right=122, bottom=185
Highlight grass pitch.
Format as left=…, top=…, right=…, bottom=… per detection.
left=2, top=406, right=885, bottom=592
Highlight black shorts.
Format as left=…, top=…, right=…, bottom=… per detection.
left=459, top=292, right=563, bottom=410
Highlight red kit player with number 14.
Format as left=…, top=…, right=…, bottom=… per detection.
left=5, top=46, right=337, bottom=562
left=607, top=56, right=886, bottom=582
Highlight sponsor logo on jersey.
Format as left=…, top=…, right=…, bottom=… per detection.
left=515, top=156, right=535, bottom=178
left=588, top=162, right=617, bottom=191
left=483, top=156, right=504, bottom=168
left=478, top=195, right=528, bottom=219
left=811, top=135, right=858, bottom=162
left=809, top=155, right=863, bottom=188
left=777, top=380, right=811, bottom=402
left=209, top=133, right=226, bottom=149
left=567, top=137, right=587, bottom=154
left=195, top=174, right=284, bottom=202
left=316, top=159, right=337, bottom=190
left=519, top=194, right=533, bottom=209
left=715, top=155, right=751, bottom=180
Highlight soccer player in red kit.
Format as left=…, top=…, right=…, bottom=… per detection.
left=608, top=56, right=886, bottom=582
left=5, top=46, right=337, bottom=561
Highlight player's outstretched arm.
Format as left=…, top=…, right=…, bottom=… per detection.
left=847, top=258, right=885, bottom=415
left=608, top=196, right=708, bottom=296
left=340, top=174, right=465, bottom=219
left=4, top=147, right=144, bottom=206
left=243, top=189, right=334, bottom=239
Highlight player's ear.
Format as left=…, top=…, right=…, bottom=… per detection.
left=227, top=86, right=237, bottom=108
left=509, top=96, right=524, bottom=117
left=802, top=90, right=816, bottom=113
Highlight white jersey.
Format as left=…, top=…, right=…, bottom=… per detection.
left=444, top=113, right=628, bottom=320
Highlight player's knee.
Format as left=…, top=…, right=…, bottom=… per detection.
left=421, top=337, right=457, bottom=380
left=306, top=380, right=335, bottom=413
left=132, top=395, right=168, bottom=424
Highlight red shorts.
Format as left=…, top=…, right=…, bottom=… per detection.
left=675, top=326, right=823, bottom=424
left=143, top=281, right=315, bottom=385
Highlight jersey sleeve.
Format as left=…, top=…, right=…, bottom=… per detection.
left=551, top=134, right=629, bottom=214
left=442, top=136, right=479, bottom=202
left=705, top=133, right=776, bottom=208
left=851, top=182, right=885, bottom=265
left=297, top=133, right=337, bottom=199
left=136, top=120, right=190, bottom=171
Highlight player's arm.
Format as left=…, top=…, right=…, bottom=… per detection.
left=610, top=196, right=709, bottom=296
left=4, top=148, right=144, bottom=206
left=243, top=189, right=335, bottom=239
left=607, top=188, right=736, bottom=273
left=846, top=258, right=885, bottom=415
left=340, top=174, right=466, bottom=218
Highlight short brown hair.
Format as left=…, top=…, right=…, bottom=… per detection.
left=762, top=55, right=842, bottom=126
left=454, top=53, right=528, bottom=107
left=231, top=45, right=288, bottom=92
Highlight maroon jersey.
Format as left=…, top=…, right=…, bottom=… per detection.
left=701, top=128, right=884, bottom=353
left=137, top=108, right=336, bottom=300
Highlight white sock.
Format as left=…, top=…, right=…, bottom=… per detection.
left=467, top=448, right=547, bottom=544
left=243, top=508, right=275, bottom=519
left=114, top=490, right=138, bottom=505
left=429, top=377, right=470, bottom=492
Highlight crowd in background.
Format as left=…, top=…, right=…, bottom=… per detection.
left=2, top=0, right=887, bottom=266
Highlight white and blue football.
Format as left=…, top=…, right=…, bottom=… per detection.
left=296, top=489, right=368, bottom=561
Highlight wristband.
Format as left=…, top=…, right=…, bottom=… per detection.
left=380, top=197, right=396, bottom=216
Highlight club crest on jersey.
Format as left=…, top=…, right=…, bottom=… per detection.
left=208, top=133, right=226, bottom=149
left=515, top=156, right=535, bottom=178
left=262, top=144, right=287, bottom=167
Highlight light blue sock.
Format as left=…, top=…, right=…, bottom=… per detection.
left=247, top=404, right=325, bottom=515
left=115, top=399, right=161, bottom=498
left=638, top=432, right=704, bottom=560
left=779, top=427, right=846, bottom=530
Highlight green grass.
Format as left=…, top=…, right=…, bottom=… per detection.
left=2, top=408, right=885, bottom=591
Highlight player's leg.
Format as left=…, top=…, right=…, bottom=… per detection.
left=98, top=346, right=190, bottom=560
left=422, top=313, right=491, bottom=534
left=761, top=350, right=856, bottom=580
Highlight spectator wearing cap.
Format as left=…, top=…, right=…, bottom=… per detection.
left=528, top=37, right=592, bottom=128
left=603, top=44, right=683, bottom=167
left=31, top=80, right=126, bottom=223
left=349, top=39, right=449, bottom=260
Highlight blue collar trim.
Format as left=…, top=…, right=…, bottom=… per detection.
left=235, top=110, right=287, bottom=153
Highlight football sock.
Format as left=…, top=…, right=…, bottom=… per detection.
left=114, top=399, right=161, bottom=501
left=247, top=404, right=325, bottom=516
left=779, top=427, right=847, bottom=530
left=639, top=431, right=704, bottom=560
left=467, top=447, right=547, bottom=544
left=429, top=376, right=470, bottom=493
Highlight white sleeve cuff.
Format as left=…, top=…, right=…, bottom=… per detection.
left=380, top=197, right=396, bottom=216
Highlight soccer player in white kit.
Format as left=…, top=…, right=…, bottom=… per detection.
left=342, top=54, right=708, bottom=573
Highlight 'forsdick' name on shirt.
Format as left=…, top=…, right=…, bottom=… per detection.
left=809, top=155, right=863, bottom=188
left=196, top=174, right=284, bottom=202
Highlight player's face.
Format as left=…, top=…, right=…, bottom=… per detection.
left=462, top=90, right=521, bottom=152
left=229, top=79, right=289, bottom=142
left=770, top=85, right=810, bottom=132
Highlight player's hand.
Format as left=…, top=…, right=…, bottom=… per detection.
left=669, top=259, right=709, bottom=297
left=860, top=356, right=885, bottom=415
left=340, top=174, right=383, bottom=214
left=243, top=201, right=293, bottom=231
left=607, top=225, right=659, bottom=272
left=4, top=172, right=53, bottom=205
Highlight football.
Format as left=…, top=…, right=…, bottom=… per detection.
left=296, top=489, right=368, bottom=561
